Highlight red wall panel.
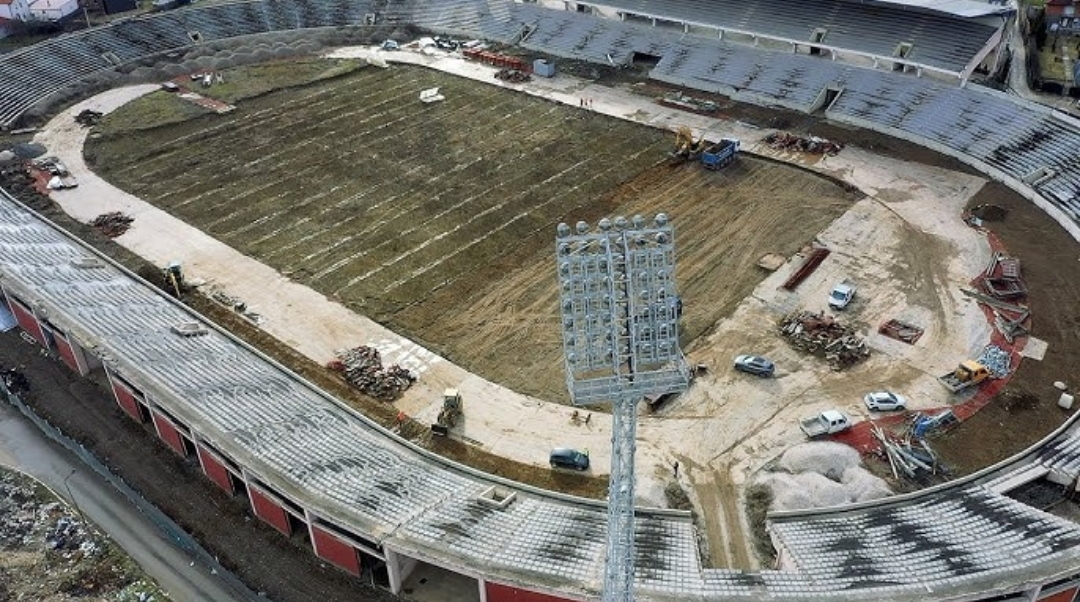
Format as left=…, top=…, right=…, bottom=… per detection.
left=9, top=300, right=43, bottom=345
left=311, top=525, right=361, bottom=576
left=197, top=445, right=234, bottom=494
left=151, top=410, right=186, bottom=456
left=486, top=582, right=577, bottom=602
left=53, top=334, right=82, bottom=374
left=110, top=378, right=143, bottom=422
left=250, top=487, right=291, bottom=536
left=1040, top=587, right=1078, bottom=602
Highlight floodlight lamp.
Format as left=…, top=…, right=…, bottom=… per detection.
left=576, top=221, right=589, bottom=235
left=632, top=214, right=645, bottom=228
left=614, top=216, right=628, bottom=230
left=598, top=218, right=612, bottom=231
left=655, top=212, right=669, bottom=226
left=557, top=222, right=571, bottom=238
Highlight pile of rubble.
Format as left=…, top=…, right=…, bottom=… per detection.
left=329, top=345, right=416, bottom=401
left=1, top=367, right=29, bottom=394
left=778, top=311, right=869, bottom=370
left=962, top=286, right=1030, bottom=343
left=764, top=132, right=844, bottom=156
left=980, top=251, right=1026, bottom=300
left=871, top=424, right=939, bottom=481
left=658, top=91, right=720, bottom=115
left=209, top=290, right=265, bottom=325
left=494, top=68, right=531, bottom=83
left=0, top=470, right=164, bottom=601
left=976, top=344, right=1012, bottom=378
left=74, top=109, right=103, bottom=127
left=90, top=211, right=134, bottom=238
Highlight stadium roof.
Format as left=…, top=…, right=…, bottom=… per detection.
left=856, top=0, right=1015, bottom=18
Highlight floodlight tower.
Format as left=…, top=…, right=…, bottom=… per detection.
left=555, top=214, right=690, bottom=602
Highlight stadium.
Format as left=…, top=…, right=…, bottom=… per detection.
left=2, top=1, right=1080, bottom=601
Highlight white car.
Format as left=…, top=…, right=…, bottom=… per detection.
left=864, top=391, right=907, bottom=411
left=828, top=280, right=856, bottom=310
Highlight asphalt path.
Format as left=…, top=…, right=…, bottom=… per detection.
left=0, top=400, right=264, bottom=602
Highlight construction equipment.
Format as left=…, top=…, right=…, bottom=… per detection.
left=938, top=360, right=991, bottom=393
left=163, top=261, right=184, bottom=298
left=700, top=138, right=740, bottom=170
left=432, top=388, right=463, bottom=436
left=669, top=126, right=706, bottom=163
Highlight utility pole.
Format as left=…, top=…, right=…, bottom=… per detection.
left=555, top=214, right=690, bottom=601
left=62, top=468, right=88, bottom=525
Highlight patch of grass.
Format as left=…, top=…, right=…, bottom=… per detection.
left=664, top=481, right=694, bottom=511
left=1037, top=39, right=1079, bottom=82
left=744, top=482, right=776, bottom=565
left=201, top=58, right=365, bottom=104
left=93, top=91, right=208, bottom=136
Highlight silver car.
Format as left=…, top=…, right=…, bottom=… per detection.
left=734, top=354, right=775, bottom=377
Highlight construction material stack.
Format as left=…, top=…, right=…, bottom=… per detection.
left=778, top=311, right=869, bottom=370
left=329, top=346, right=416, bottom=401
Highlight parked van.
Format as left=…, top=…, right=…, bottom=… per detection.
left=549, top=448, right=589, bottom=471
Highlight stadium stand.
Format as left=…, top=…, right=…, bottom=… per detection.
left=4, top=0, right=1080, bottom=600
left=582, top=0, right=1006, bottom=76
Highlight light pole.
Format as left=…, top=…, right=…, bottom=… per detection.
left=62, top=468, right=87, bottom=524
left=555, top=214, right=690, bottom=601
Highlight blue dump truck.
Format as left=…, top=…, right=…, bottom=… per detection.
left=700, top=138, right=740, bottom=170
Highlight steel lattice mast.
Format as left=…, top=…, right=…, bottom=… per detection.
left=555, top=214, right=690, bottom=602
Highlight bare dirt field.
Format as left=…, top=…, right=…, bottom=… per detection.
left=85, top=63, right=861, bottom=403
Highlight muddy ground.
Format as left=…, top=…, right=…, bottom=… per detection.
left=86, top=63, right=860, bottom=404
left=933, top=182, right=1080, bottom=472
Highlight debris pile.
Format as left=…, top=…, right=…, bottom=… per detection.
left=878, top=319, right=924, bottom=344
left=1, top=367, right=29, bottom=394
left=0, top=479, right=99, bottom=562
left=658, top=91, right=720, bottom=115
left=0, top=470, right=165, bottom=600
left=764, top=132, right=843, bottom=156
left=32, top=155, right=68, bottom=175
left=961, top=288, right=1030, bottom=343
left=871, top=424, right=939, bottom=481
left=463, top=47, right=531, bottom=72
left=969, top=203, right=1008, bottom=222
left=778, top=311, right=870, bottom=370
left=74, top=109, right=104, bottom=127
left=976, top=343, right=1012, bottom=378
left=209, top=290, right=264, bottom=325
left=329, top=345, right=416, bottom=401
left=30, top=156, right=79, bottom=189
left=89, top=212, right=134, bottom=238
left=494, top=68, right=531, bottom=83
left=911, top=410, right=959, bottom=438
left=980, top=251, right=1027, bottom=300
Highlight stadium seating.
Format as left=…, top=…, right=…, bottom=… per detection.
left=4, top=2, right=1080, bottom=600
left=591, top=0, right=1002, bottom=75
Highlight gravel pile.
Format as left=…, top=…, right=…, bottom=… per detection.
left=758, top=441, right=892, bottom=511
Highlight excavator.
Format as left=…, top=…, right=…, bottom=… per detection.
left=669, top=126, right=707, bottom=163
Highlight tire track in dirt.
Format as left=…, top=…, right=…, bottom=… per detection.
left=685, top=460, right=753, bottom=570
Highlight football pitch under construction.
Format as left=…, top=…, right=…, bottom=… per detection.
left=86, top=62, right=861, bottom=404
